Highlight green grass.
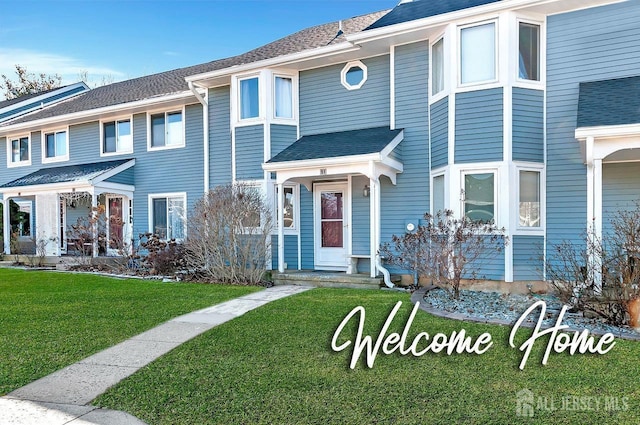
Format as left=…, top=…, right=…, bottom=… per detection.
left=0, top=269, right=260, bottom=395
left=95, top=288, right=640, bottom=424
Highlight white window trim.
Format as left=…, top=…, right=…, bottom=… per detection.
left=6, top=134, right=31, bottom=168
left=341, top=60, right=368, bottom=91
left=515, top=17, right=546, bottom=88
left=146, top=106, right=186, bottom=151
left=460, top=167, right=499, bottom=225
left=272, top=183, right=300, bottom=235
left=429, top=34, right=447, bottom=103
left=41, top=127, right=70, bottom=164
left=272, top=73, right=298, bottom=123
left=458, top=19, right=499, bottom=88
left=515, top=164, right=545, bottom=234
left=148, top=192, right=187, bottom=241
left=100, top=115, right=134, bottom=157
left=14, top=200, right=33, bottom=239
left=235, top=74, right=262, bottom=124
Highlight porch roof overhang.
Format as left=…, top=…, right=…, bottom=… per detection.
left=575, top=75, right=640, bottom=163
left=0, top=159, right=135, bottom=198
left=262, top=126, right=404, bottom=189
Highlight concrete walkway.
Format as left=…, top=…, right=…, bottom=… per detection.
left=0, top=284, right=312, bottom=425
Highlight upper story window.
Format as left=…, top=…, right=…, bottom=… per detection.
left=240, top=77, right=260, bottom=120
left=7, top=135, right=30, bottom=167
left=341, top=61, right=368, bottom=90
left=149, top=110, right=184, bottom=150
left=274, top=76, right=293, bottom=119
left=459, top=21, right=496, bottom=85
left=42, top=129, right=68, bottom=163
left=431, top=37, right=445, bottom=96
left=102, top=118, right=133, bottom=155
left=518, top=22, right=540, bottom=81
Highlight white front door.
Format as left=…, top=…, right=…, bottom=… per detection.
left=314, top=182, right=349, bottom=270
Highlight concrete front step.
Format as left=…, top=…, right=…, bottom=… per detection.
left=273, top=271, right=402, bottom=290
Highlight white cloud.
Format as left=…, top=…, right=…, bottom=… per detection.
left=0, top=48, right=125, bottom=92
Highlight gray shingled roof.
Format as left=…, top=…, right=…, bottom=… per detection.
left=267, top=126, right=402, bottom=163
left=577, top=75, right=640, bottom=128
left=0, top=159, right=132, bottom=188
left=366, top=0, right=501, bottom=30
left=3, top=10, right=388, bottom=127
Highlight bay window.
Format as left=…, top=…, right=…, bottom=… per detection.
left=431, top=38, right=445, bottom=96
left=518, top=170, right=541, bottom=228
left=240, top=77, right=259, bottom=119
left=274, top=76, right=293, bottom=119
left=518, top=22, right=540, bottom=81
left=463, top=171, right=496, bottom=223
left=432, top=174, right=445, bottom=215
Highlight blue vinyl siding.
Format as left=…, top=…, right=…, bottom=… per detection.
left=69, top=122, right=100, bottom=163
left=270, top=124, right=297, bottom=158
left=547, top=1, right=640, bottom=251
left=209, top=86, right=232, bottom=187
left=602, top=163, right=640, bottom=237
left=271, top=235, right=299, bottom=270
left=466, top=237, right=506, bottom=281
left=455, top=88, right=503, bottom=163
left=430, top=96, right=448, bottom=169
left=105, top=167, right=134, bottom=185
left=235, top=124, right=264, bottom=180
left=512, top=88, right=544, bottom=163
left=351, top=176, right=370, bottom=255
left=131, top=105, right=204, bottom=239
left=513, top=235, right=544, bottom=281
left=299, top=186, right=314, bottom=269
left=380, top=42, right=429, bottom=244
left=299, top=55, right=390, bottom=135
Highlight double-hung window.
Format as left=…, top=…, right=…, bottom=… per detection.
left=239, top=77, right=260, bottom=120
left=150, top=193, right=186, bottom=240
left=462, top=171, right=496, bottom=223
left=518, top=170, right=541, bottom=228
left=460, top=22, right=496, bottom=85
left=8, top=135, right=30, bottom=167
left=43, top=129, right=68, bottom=163
left=102, top=118, right=133, bottom=155
left=518, top=22, right=540, bottom=81
left=149, top=110, right=184, bottom=149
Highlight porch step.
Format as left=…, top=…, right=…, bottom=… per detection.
left=273, top=271, right=402, bottom=290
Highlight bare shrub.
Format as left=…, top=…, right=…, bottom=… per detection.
left=380, top=210, right=507, bottom=300
left=184, top=183, right=272, bottom=285
left=137, top=233, right=185, bottom=276
left=547, top=205, right=640, bottom=326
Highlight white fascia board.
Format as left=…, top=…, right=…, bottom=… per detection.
left=347, top=0, right=622, bottom=44
left=575, top=123, right=640, bottom=140
left=185, top=42, right=360, bottom=85
left=262, top=153, right=382, bottom=172
left=2, top=181, right=94, bottom=197
left=380, top=130, right=404, bottom=157
left=89, top=159, right=136, bottom=185
left=0, top=91, right=197, bottom=134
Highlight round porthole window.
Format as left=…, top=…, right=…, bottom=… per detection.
left=341, top=61, right=368, bottom=90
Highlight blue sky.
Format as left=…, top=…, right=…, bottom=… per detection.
left=0, top=0, right=394, bottom=91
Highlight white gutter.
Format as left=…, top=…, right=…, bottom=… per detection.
left=189, top=82, right=210, bottom=193
left=0, top=91, right=197, bottom=134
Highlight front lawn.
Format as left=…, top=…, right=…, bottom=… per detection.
left=0, top=269, right=260, bottom=395
left=96, top=288, right=640, bottom=424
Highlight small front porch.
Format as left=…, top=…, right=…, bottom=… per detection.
left=1, top=159, right=135, bottom=257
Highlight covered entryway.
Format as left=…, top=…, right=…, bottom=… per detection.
left=263, top=126, right=403, bottom=278
left=1, top=159, right=135, bottom=256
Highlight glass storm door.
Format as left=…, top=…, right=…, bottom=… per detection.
left=107, top=196, right=124, bottom=253
left=314, top=182, right=348, bottom=270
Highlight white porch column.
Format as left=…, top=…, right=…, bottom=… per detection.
left=593, top=158, right=603, bottom=293
left=277, top=183, right=285, bottom=273
left=91, top=192, right=98, bottom=258
left=3, top=198, right=10, bottom=255
left=369, top=177, right=381, bottom=278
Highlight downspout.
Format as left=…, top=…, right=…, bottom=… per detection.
left=189, top=82, right=209, bottom=193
